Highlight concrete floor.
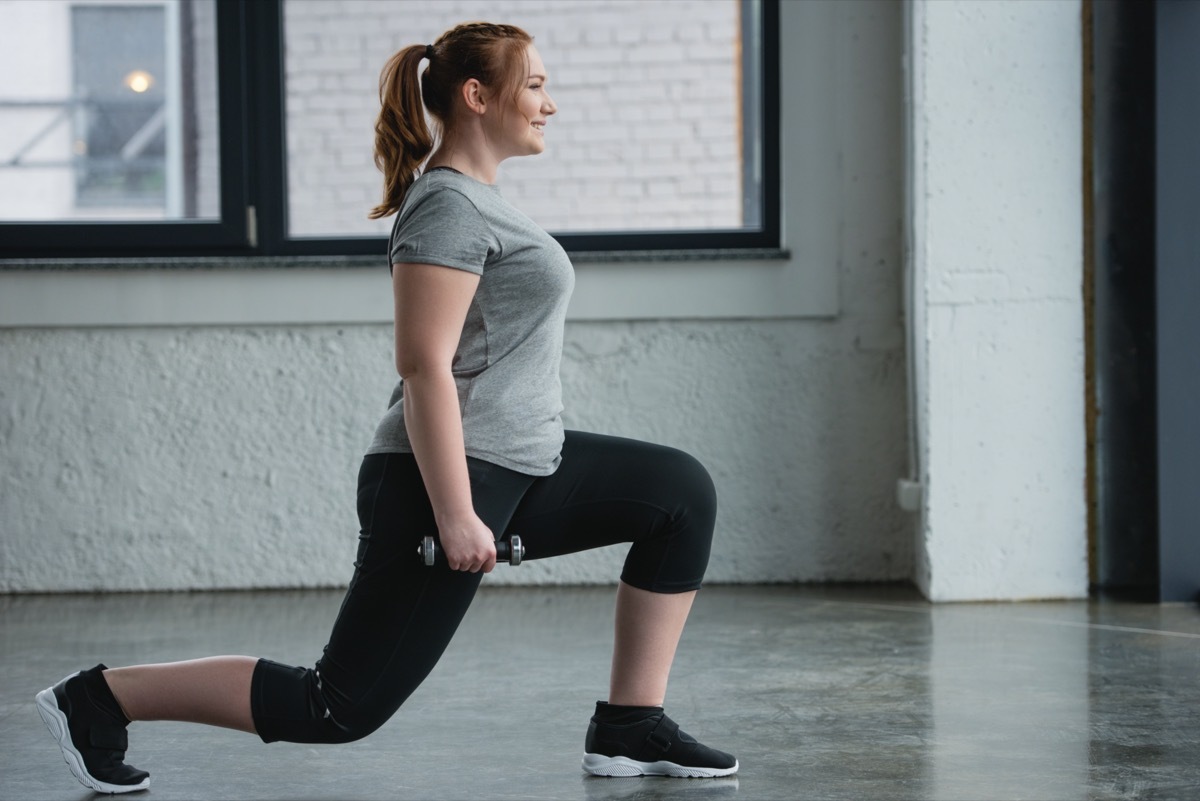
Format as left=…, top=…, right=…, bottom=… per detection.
left=2, top=584, right=1199, bottom=801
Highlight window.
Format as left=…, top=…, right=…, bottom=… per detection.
left=1, top=0, right=220, bottom=224
left=72, top=5, right=169, bottom=210
left=1, top=0, right=778, bottom=258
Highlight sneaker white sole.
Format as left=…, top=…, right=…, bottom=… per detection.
left=35, top=680, right=150, bottom=795
left=582, top=753, right=739, bottom=778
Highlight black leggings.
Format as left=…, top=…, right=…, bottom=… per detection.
left=250, top=430, right=717, bottom=744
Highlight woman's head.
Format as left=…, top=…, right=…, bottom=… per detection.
left=369, top=22, right=548, bottom=219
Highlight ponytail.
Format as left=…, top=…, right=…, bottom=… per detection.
left=368, top=45, right=433, bottom=220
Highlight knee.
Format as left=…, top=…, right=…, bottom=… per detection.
left=621, top=449, right=718, bottom=593
left=252, top=660, right=391, bottom=745
left=318, top=713, right=385, bottom=745
left=665, top=449, right=717, bottom=533
left=315, top=685, right=396, bottom=745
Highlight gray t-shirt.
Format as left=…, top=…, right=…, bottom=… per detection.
left=366, top=168, right=575, bottom=475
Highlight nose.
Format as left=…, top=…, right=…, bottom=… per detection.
left=543, top=91, right=557, bottom=116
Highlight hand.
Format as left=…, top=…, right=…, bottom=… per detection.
left=435, top=511, right=497, bottom=573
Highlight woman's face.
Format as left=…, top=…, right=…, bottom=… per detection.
left=489, top=44, right=556, bottom=159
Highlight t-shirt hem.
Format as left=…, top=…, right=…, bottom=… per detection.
left=388, top=253, right=484, bottom=276
left=363, top=444, right=560, bottom=477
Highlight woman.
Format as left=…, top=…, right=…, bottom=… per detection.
left=36, top=22, right=738, bottom=794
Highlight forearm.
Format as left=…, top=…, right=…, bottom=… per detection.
left=402, top=370, right=474, bottom=523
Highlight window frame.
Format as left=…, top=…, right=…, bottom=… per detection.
left=1, top=0, right=251, bottom=257
left=1, top=0, right=780, bottom=260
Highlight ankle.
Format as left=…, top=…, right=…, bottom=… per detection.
left=592, top=701, right=663, bottom=725
left=86, top=666, right=132, bottom=725
left=606, top=691, right=665, bottom=708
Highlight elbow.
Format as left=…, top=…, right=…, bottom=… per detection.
left=395, top=354, right=448, bottom=383
left=395, top=347, right=421, bottom=380
left=396, top=358, right=419, bottom=381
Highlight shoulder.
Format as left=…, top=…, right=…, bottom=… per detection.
left=404, top=173, right=482, bottom=214
left=397, top=176, right=498, bottom=238
left=390, top=173, right=503, bottom=269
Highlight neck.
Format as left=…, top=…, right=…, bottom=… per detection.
left=427, top=130, right=502, bottom=184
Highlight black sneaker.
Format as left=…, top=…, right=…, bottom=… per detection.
left=582, top=702, right=739, bottom=778
left=35, top=665, right=150, bottom=794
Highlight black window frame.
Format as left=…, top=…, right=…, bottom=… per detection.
left=1, top=0, right=780, bottom=260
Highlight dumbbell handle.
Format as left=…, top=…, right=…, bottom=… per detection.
left=418, top=535, right=524, bottom=567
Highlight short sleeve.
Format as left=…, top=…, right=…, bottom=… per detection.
left=389, top=187, right=498, bottom=275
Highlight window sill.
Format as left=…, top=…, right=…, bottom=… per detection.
left=0, top=248, right=790, bottom=272
left=0, top=246, right=830, bottom=327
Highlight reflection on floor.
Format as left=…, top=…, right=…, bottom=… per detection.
left=2, top=584, right=1199, bottom=801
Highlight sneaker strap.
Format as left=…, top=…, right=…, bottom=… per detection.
left=88, top=723, right=129, bottom=751
left=643, top=715, right=680, bottom=756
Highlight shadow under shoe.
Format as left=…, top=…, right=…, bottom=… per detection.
left=582, top=702, right=738, bottom=778
left=35, top=664, right=150, bottom=794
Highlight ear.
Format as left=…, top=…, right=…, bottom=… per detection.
left=460, top=78, right=488, bottom=115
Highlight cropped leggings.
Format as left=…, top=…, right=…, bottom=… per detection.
left=250, top=430, right=717, bottom=744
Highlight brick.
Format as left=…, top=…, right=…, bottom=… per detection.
left=674, top=21, right=705, bottom=43
left=630, top=122, right=693, bottom=142
left=614, top=25, right=640, bottom=45
left=579, top=180, right=621, bottom=197
left=303, top=52, right=367, bottom=73
left=571, top=123, right=630, bottom=143
left=569, top=160, right=632, bottom=180
left=625, top=43, right=687, bottom=65
left=564, top=46, right=624, bottom=66
left=695, top=120, right=733, bottom=140
left=616, top=182, right=643, bottom=199
left=583, top=27, right=613, bottom=45
left=603, top=81, right=670, bottom=103
left=676, top=138, right=705, bottom=159
left=646, top=179, right=678, bottom=198
left=705, top=139, right=739, bottom=160
left=705, top=176, right=739, bottom=196
left=642, top=142, right=675, bottom=160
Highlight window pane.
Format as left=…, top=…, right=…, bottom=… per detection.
left=283, top=0, right=761, bottom=238
left=0, top=0, right=219, bottom=221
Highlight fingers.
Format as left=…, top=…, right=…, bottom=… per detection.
left=437, top=514, right=496, bottom=573
left=446, top=541, right=497, bottom=573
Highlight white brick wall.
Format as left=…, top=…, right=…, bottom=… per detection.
left=282, top=0, right=744, bottom=236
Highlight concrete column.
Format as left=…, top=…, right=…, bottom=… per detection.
left=904, top=0, right=1088, bottom=601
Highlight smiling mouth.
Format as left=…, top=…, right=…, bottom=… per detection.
left=531, top=122, right=545, bottom=132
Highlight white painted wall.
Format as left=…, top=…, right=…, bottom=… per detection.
left=0, top=0, right=911, bottom=593
left=905, top=0, right=1088, bottom=601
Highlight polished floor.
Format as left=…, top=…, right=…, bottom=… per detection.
left=2, top=584, right=1199, bottom=801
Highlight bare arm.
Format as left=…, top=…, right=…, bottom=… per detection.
left=393, top=262, right=496, bottom=573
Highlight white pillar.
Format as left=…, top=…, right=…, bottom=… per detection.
left=904, top=0, right=1088, bottom=601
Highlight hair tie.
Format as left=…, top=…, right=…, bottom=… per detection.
left=425, top=44, right=435, bottom=60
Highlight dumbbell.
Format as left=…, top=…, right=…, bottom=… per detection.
left=417, top=535, right=525, bottom=567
